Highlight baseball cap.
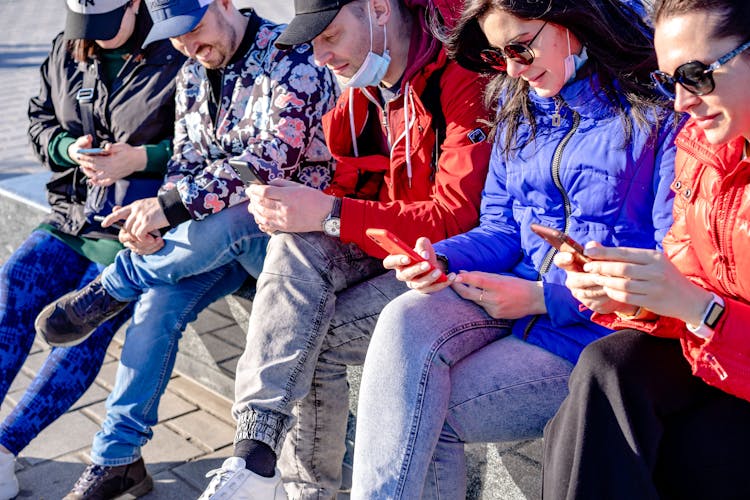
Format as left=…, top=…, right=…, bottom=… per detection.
left=64, top=0, right=131, bottom=41
left=275, top=0, right=357, bottom=49
left=142, top=0, right=213, bottom=47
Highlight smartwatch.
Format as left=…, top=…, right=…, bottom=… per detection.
left=686, top=292, right=725, bottom=339
left=322, top=197, right=342, bottom=237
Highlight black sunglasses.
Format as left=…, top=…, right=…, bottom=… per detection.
left=651, top=39, right=750, bottom=100
left=479, top=22, right=548, bottom=73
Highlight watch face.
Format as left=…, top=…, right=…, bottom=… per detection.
left=323, top=218, right=341, bottom=236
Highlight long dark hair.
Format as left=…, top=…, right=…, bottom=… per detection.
left=654, top=0, right=750, bottom=41
left=443, top=0, right=665, bottom=156
left=66, top=3, right=154, bottom=63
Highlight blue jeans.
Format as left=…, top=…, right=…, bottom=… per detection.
left=0, top=231, right=132, bottom=455
left=89, top=203, right=268, bottom=465
left=101, top=201, right=268, bottom=301
left=232, top=232, right=397, bottom=497
left=350, top=288, right=574, bottom=500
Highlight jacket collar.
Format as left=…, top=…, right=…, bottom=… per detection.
left=529, top=72, right=614, bottom=120
left=676, top=119, right=747, bottom=175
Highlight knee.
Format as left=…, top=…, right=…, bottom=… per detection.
left=573, top=330, right=656, bottom=390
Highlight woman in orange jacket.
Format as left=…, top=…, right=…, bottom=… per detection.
left=543, top=0, right=750, bottom=498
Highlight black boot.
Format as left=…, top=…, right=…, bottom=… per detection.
left=63, top=458, right=152, bottom=500
left=35, top=275, right=129, bottom=347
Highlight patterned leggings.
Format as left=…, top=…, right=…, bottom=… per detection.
left=0, top=230, right=131, bottom=455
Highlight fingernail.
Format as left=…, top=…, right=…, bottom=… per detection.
left=420, top=250, right=429, bottom=259
left=420, top=262, right=430, bottom=271
left=431, top=270, right=441, bottom=279
left=401, top=256, right=410, bottom=265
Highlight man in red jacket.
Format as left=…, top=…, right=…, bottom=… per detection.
left=198, top=0, right=491, bottom=497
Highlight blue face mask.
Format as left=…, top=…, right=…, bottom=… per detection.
left=342, top=3, right=391, bottom=88
left=563, top=29, right=588, bottom=84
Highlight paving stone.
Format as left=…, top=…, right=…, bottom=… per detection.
left=141, top=424, right=206, bottom=475
left=80, top=400, right=108, bottom=426
left=155, top=392, right=198, bottom=422
left=166, top=377, right=233, bottom=426
left=190, top=306, right=235, bottom=335
left=143, top=469, right=203, bottom=499
left=7, top=370, right=32, bottom=395
left=166, top=411, right=234, bottom=452
left=19, top=412, right=100, bottom=465
left=94, top=360, right=121, bottom=391
left=15, top=452, right=87, bottom=500
left=199, top=332, right=244, bottom=363
left=172, top=446, right=233, bottom=492
left=67, top=381, right=111, bottom=412
left=517, top=439, right=544, bottom=464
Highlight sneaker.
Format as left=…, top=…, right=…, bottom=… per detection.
left=198, top=457, right=287, bottom=500
left=63, top=457, right=152, bottom=500
left=35, top=275, right=128, bottom=347
left=0, top=451, right=18, bottom=500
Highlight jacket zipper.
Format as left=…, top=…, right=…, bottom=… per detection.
left=524, top=99, right=580, bottom=341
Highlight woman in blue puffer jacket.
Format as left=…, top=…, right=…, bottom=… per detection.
left=349, top=0, right=681, bottom=498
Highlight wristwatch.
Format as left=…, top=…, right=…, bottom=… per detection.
left=686, top=292, right=725, bottom=339
left=322, top=197, right=342, bottom=237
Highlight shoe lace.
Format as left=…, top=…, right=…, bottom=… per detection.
left=73, top=464, right=111, bottom=494
left=200, top=466, right=235, bottom=499
left=68, top=282, right=111, bottom=321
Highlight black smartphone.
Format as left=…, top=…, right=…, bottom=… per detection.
left=92, top=214, right=124, bottom=231
left=77, top=147, right=107, bottom=156
left=228, top=159, right=267, bottom=185
left=530, top=223, right=591, bottom=271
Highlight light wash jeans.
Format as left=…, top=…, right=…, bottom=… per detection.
left=232, top=232, right=407, bottom=499
left=351, top=288, right=574, bottom=500
left=101, top=201, right=268, bottom=301
left=89, top=202, right=270, bottom=465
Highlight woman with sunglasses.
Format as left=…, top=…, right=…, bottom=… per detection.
left=543, top=0, right=750, bottom=498
left=348, top=0, right=680, bottom=497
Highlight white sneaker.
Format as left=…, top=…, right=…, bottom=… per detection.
left=0, top=451, right=18, bottom=500
left=198, top=457, right=286, bottom=500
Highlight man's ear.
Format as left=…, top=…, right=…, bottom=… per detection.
left=370, top=0, right=392, bottom=27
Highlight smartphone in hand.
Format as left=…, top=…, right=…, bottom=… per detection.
left=77, top=147, right=107, bottom=156
left=365, top=228, right=448, bottom=283
left=92, top=214, right=124, bottom=231
left=530, top=223, right=591, bottom=271
left=228, top=159, right=267, bottom=185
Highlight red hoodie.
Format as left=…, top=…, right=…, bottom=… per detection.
left=322, top=0, right=491, bottom=258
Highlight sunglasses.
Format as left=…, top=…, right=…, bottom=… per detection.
left=650, top=39, right=750, bottom=100
left=479, top=21, right=548, bottom=73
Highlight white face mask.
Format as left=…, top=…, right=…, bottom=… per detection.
left=563, top=29, right=588, bottom=84
left=341, top=2, right=391, bottom=88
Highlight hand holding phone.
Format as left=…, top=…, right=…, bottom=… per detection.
left=77, top=147, right=107, bottom=156
left=228, top=159, right=267, bottom=185
left=93, top=214, right=124, bottom=231
left=530, top=223, right=591, bottom=271
left=366, top=228, right=448, bottom=283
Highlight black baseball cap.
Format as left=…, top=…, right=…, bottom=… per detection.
left=275, top=0, right=357, bottom=49
left=142, top=0, right=213, bottom=47
left=64, top=0, right=131, bottom=40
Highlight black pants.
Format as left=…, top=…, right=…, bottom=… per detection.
left=542, top=329, right=750, bottom=500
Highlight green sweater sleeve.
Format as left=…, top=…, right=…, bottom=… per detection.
left=143, top=138, right=172, bottom=174
left=48, top=131, right=78, bottom=169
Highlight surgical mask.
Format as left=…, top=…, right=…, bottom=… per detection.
left=342, top=2, right=391, bottom=88
left=563, top=29, right=588, bottom=84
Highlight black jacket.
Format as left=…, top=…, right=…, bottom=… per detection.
left=28, top=32, right=185, bottom=236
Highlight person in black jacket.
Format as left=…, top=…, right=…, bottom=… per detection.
left=0, top=1, right=184, bottom=499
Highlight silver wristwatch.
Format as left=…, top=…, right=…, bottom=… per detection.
left=322, top=197, right=342, bottom=237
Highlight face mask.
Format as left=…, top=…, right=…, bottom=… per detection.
left=563, top=29, right=588, bottom=84
left=342, top=2, right=391, bottom=88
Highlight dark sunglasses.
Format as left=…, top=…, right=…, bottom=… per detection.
left=479, top=21, right=548, bottom=73
left=650, top=39, right=750, bottom=100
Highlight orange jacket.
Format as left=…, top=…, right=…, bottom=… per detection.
left=322, top=49, right=491, bottom=258
left=597, top=120, right=750, bottom=401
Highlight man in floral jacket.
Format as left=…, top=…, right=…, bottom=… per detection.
left=37, top=0, right=338, bottom=498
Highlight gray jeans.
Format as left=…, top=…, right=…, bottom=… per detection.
left=232, top=231, right=407, bottom=498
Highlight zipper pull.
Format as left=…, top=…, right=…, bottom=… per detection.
left=703, top=352, right=728, bottom=381
left=551, top=98, right=562, bottom=127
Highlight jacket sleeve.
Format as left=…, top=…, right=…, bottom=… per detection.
left=28, top=33, right=69, bottom=172
left=546, top=114, right=681, bottom=328
left=162, top=49, right=338, bottom=225
left=340, top=61, right=491, bottom=258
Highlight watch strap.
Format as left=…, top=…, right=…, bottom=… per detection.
left=329, top=197, right=342, bottom=219
left=686, top=293, right=725, bottom=339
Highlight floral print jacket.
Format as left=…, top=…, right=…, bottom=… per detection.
left=158, top=11, right=338, bottom=225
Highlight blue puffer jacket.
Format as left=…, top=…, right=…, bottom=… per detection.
left=434, top=74, right=680, bottom=363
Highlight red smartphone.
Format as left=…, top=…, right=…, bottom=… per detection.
left=530, top=223, right=591, bottom=271
left=365, top=228, right=448, bottom=283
